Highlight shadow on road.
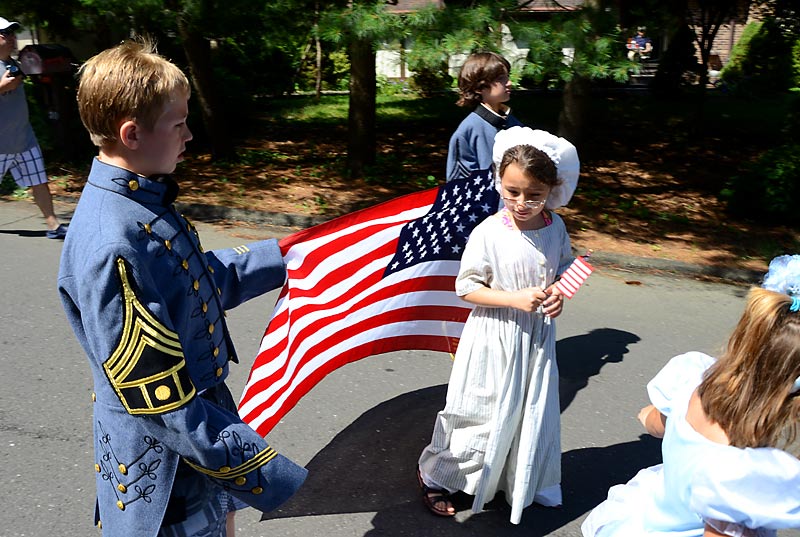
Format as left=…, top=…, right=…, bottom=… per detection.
left=0, top=229, right=47, bottom=237
left=364, top=435, right=661, bottom=536
left=261, top=328, right=654, bottom=535
left=557, top=328, right=641, bottom=412
left=261, top=383, right=446, bottom=522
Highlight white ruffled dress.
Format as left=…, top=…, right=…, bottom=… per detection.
left=582, top=351, right=800, bottom=537
left=418, top=211, right=573, bottom=524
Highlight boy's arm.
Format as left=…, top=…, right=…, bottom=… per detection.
left=446, top=121, right=481, bottom=180
left=61, top=247, right=306, bottom=515
left=206, top=238, right=287, bottom=310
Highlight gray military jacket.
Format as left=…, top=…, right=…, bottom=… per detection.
left=58, top=158, right=306, bottom=535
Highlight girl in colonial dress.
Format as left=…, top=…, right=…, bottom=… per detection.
left=418, top=126, right=580, bottom=524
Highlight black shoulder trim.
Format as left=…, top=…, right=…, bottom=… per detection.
left=104, top=257, right=196, bottom=414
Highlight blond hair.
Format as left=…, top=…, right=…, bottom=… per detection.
left=699, top=287, right=800, bottom=452
left=77, top=38, right=190, bottom=147
left=456, top=52, right=510, bottom=108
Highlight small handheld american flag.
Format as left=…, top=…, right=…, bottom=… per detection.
left=556, top=253, right=594, bottom=299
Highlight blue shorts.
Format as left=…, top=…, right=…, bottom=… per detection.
left=158, top=483, right=246, bottom=537
left=157, top=384, right=248, bottom=537
left=0, top=144, right=49, bottom=188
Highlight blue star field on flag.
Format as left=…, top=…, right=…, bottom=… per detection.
left=385, top=168, right=497, bottom=277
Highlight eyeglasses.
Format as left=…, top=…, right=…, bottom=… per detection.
left=501, top=196, right=545, bottom=209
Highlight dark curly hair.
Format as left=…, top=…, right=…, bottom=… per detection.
left=456, top=52, right=511, bottom=109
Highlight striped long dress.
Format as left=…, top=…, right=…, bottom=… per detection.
left=418, top=211, right=573, bottom=524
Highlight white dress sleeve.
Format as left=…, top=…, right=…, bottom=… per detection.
left=455, top=219, right=493, bottom=297
left=690, top=446, right=800, bottom=530
left=553, top=215, right=574, bottom=277
left=646, top=351, right=717, bottom=417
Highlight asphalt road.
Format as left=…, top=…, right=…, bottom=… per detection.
left=1, top=198, right=795, bottom=537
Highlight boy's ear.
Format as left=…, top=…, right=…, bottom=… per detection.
left=118, top=120, right=141, bottom=150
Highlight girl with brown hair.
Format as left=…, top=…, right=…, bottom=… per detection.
left=583, top=255, right=800, bottom=537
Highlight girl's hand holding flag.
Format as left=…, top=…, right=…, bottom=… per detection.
left=556, top=251, right=594, bottom=299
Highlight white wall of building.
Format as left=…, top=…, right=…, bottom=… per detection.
left=377, top=24, right=530, bottom=80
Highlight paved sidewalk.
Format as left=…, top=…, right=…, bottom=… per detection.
left=174, top=200, right=765, bottom=286
left=7, top=194, right=767, bottom=285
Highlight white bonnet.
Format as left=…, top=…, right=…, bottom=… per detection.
left=762, top=255, right=800, bottom=296
left=492, top=126, right=580, bottom=209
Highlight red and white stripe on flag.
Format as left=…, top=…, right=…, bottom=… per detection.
left=555, top=256, right=594, bottom=299
left=237, top=187, right=479, bottom=437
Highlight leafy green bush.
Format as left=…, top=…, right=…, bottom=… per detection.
left=722, top=143, right=800, bottom=224
left=785, top=93, right=800, bottom=141
left=720, top=20, right=795, bottom=96
left=0, top=172, right=17, bottom=195
left=24, top=78, right=54, bottom=153
left=408, top=63, right=452, bottom=97
left=295, top=49, right=350, bottom=93
left=377, top=75, right=411, bottom=96
left=215, top=42, right=294, bottom=98
left=793, top=38, right=800, bottom=88
left=720, top=21, right=762, bottom=82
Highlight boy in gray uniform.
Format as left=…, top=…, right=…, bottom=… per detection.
left=58, top=39, right=306, bottom=536
left=0, top=16, right=66, bottom=239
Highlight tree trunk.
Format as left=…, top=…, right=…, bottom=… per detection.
left=689, top=0, right=740, bottom=133
left=315, top=1, right=322, bottom=101
left=346, top=37, right=376, bottom=178
left=315, top=35, right=323, bottom=101
left=175, top=16, right=233, bottom=161
left=558, top=75, right=590, bottom=146
left=556, top=0, right=597, bottom=147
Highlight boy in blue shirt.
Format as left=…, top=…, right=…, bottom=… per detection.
left=446, top=52, right=524, bottom=182
left=58, top=39, right=306, bottom=536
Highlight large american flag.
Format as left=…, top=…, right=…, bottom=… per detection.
left=238, top=169, right=498, bottom=436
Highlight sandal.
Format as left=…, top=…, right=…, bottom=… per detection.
left=417, top=468, right=456, bottom=517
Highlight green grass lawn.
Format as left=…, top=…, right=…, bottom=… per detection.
left=255, top=89, right=796, bottom=147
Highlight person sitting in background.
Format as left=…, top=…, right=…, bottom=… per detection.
left=627, top=26, right=653, bottom=61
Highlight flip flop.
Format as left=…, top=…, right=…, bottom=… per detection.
left=417, top=467, right=456, bottom=517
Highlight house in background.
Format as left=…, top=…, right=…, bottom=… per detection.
left=378, top=0, right=582, bottom=80
left=379, top=0, right=760, bottom=82
left=688, top=0, right=755, bottom=74
left=8, top=0, right=761, bottom=86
